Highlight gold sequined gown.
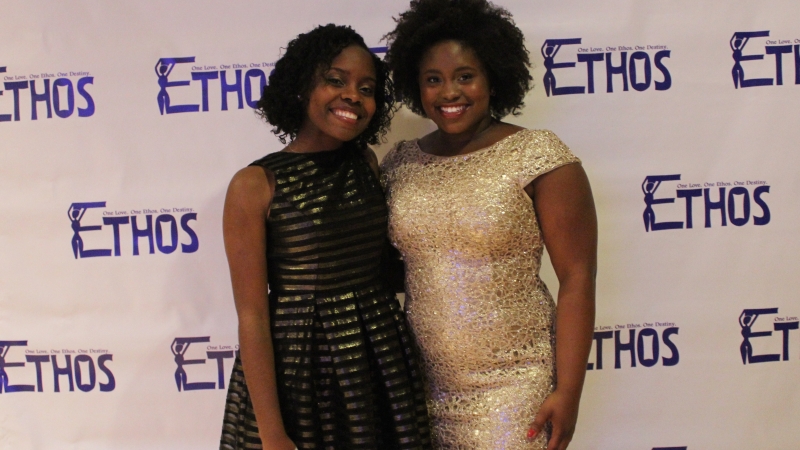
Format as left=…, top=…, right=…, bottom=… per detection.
left=380, top=130, right=580, bottom=449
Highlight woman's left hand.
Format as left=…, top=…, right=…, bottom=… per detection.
left=527, top=389, right=581, bottom=450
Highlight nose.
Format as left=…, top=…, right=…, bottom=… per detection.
left=341, top=83, right=362, bottom=104
left=441, top=80, right=461, bottom=101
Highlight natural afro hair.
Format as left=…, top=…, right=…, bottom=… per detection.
left=257, top=24, right=394, bottom=146
left=384, top=0, right=532, bottom=119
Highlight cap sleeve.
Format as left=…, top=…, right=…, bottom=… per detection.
left=518, top=130, right=581, bottom=188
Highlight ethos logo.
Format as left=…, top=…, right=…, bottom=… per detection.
left=0, top=66, right=94, bottom=121
left=642, top=175, right=770, bottom=232
left=541, top=38, right=671, bottom=96
left=731, top=31, right=800, bottom=88
left=0, top=341, right=114, bottom=393
left=69, top=202, right=198, bottom=259
left=740, top=308, right=798, bottom=364
left=172, top=337, right=238, bottom=391
left=155, top=57, right=271, bottom=114
left=587, top=322, right=679, bottom=370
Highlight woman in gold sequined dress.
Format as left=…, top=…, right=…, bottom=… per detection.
left=382, top=1, right=597, bottom=449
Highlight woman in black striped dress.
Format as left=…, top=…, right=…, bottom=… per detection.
left=219, top=25, right=430, bottom=450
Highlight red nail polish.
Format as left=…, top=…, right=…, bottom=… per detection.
left=527, top=428, right=537, bottom=439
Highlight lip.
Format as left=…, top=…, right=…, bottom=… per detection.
left=436, top=104, right=470, bottom=119
left=331, top=107, right=361, bottom=124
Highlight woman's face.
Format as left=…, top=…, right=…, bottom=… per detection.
left=301, top=45, right=377, bottom=144
left=418, top=40, right=492, bottom=136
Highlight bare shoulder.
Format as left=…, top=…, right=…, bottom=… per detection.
left=228, top=166, right=273, bottom=196
left=492, top=122, right=525, bottom=141
left=226, top=166, right=274, bottom=215
left=360, top=146, right=380, bottom=177
left=361, top=146, right=379, bottom=164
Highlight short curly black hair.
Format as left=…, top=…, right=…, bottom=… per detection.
left=384, top=0, right=532, bottom=119
left=257, top=24, right=394, bottom=146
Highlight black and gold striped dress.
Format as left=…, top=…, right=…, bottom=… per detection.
left=220, top=143, right=431, bottom=450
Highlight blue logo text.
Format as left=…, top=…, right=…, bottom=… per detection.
left=0, top=66, right=94, bottom=121
left=542, top=38, right=671, bottom=96
left=643, top=175, right=770, bottom=232
left=69, top=202, right=199, bottom=258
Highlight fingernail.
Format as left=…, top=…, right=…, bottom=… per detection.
left=527, top=428, right=537, bottom=439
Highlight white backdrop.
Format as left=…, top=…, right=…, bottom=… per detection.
left=1, top=1, right=799, bottom=449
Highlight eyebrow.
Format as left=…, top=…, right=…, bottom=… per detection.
left=327, top=67, right=376, bottom=83
left=421, top=66, right=477, bottom=74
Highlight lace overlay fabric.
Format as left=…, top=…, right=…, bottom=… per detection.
left=381, top=130, right=580, bottom=449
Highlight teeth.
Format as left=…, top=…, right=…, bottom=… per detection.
left=441, top=105, right=466, bottom=114
left=333, top=109, right=358, bottom=120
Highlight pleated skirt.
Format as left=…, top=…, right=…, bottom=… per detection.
left=220, top=282, right=431, bottom=450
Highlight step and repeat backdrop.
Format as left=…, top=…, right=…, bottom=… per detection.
left=1, top=1, right=798, bottom=449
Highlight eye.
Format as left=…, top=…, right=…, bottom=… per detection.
left=359, top=85, right=375, bottom=96
left=325, top=76, right=345, bottom=86
left=458, top=73, right=474, bottom=82
left=423, top=75, right=441, bottom=84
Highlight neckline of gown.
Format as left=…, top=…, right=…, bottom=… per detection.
left=282, top=142, right=355, bottom=168
left=411, top=129, right=528, bottom=160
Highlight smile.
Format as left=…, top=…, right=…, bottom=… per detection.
left=438, top=104, right=469, bottom=117
left=332, top=108, right=359, bottom=122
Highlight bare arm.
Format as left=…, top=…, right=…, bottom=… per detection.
left=526, top=163, right=597, bottom=450
left=223, top=166, right=295, bottom=450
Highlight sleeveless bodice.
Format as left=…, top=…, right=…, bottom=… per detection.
left=260, top=145, right=387, bottom=294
